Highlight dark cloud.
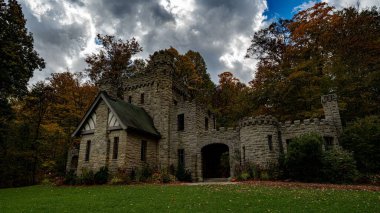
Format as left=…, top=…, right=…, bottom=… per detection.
left=21, top=0, right=267, bottom=85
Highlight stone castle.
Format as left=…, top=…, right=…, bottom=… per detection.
left=67, top=67, right=342, bottom=181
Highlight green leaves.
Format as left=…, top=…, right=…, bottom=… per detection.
left=85, top=34, right=142, bottom=98
left=0, top=0, right=45, bottom=99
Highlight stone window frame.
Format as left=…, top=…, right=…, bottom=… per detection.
left=141, top=140, right=147, bottom=162
left=178, top=149, right=185, bottom=167
left=267, top=135, right=273, bottom=151
left=177, top=113, right=185, bottom=131
left=112, top=137, right=119, bottom=160
left=85, top=140, right=91, bottom=161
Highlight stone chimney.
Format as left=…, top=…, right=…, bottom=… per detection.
left=321, top=94, right=343, bottom=134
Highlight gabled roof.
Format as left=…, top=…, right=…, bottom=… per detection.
left=72, top=91, right=160, bottom=138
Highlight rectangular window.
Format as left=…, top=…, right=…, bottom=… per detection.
left=141, top=140, right=147, bottom=161
left=324, top=136, right=334, bottom=150
left=242, top=146, right=246, bottom=163
left=213, top=117, right=216, bottom=129
left=128, top=96, right=132, bottom=104
left=112, top=137, right=119, bottom=159
left=177, top=114, right=184, bottom=131
left=178, top=149, right=185, bottom=166
left=85, top=140, right=91, bottom=161
left=205, top=117, right=209, bottom=130
left=140, top=93, right=144, bottom=104
left=268, top=135, right=273, bottom=151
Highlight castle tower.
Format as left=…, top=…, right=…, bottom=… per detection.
left=321, top=94, right=343, bottom=134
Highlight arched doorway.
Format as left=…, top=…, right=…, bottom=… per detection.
left=201, top=143, right=230, bottom=179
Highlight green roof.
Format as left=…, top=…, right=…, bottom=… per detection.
left=104, top=93, right=160, bottom=137
left=72, top=92, right=160, bottom=138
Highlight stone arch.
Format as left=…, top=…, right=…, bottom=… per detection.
left=201, top=143, right=230, bottom=179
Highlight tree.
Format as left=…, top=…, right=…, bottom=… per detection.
left=340, top=116, right=380, bottom=174
left=246, top=3, right=380, bottom=122
left=85, top=34, right=142, bottom=98
left=0, top=0, right=45, bottom=99
left=0, top=0, right=44, bottom=187
left=185, top=50, right=215, bottom=105
left=213, top=72, right=251, bottom=127
left=0, top=72, right=97, bottom=187
left=285, top=133, right=323, bottom=182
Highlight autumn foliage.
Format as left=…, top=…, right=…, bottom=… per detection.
left=246, top=3, right=380, bottom=122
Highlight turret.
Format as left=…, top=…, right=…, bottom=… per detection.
left=321, top=94, right=343, bottom=134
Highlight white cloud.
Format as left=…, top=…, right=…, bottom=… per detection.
left=323, top=0, right=380, bottom=9
left=293, top=1, right=318, bottom=13
left=20, top=0, right=270, bottom=85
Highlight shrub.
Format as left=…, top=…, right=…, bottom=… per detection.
left=285, top=133, right=323, bottom=182
left=110, top=177, right=124, bottom=185
left=340, top=116, right=380, bottom=174
left=112, top=167, right=131, bottom=184
left=79, top=169, right=94, bottom=185
left=63, top=170, right=77, bottom=185
left=129, top=167, right=137, bottom=181
left=162, top=173, right=176, bottom=183
left=140, top=164, right=154, bottom=182
left=321, top=149, right=358, bottom=183
left=238, top=172, right=250, bottom=181
left=176, top=163, right=192, bottom=182
left=151, top=172, right=162, bottom=183
left=234, top=162, right=256, bottom=180
left=94, top=166, right=109, bottom=184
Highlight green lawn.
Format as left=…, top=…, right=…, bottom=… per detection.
left=0, top=184, right=379, bottom=212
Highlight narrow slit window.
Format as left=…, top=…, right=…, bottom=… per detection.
left=177, top=114, right=184, bottom=131
left=85, top=140, right=91, bottom=161
left=140, top=93, right=144, bottom=104
left=242, top=146, right=246, bottom=163
left=128, top=96, right=132, bottom=104
left=268, top=135, right=273, bottom=151
left=205, top=117, right=209, bottom=130
left=141, top=140, right=147, bottom=161
left=286, top=139, right=292, bottom=151
left=112, top=137, right=119, bottom=159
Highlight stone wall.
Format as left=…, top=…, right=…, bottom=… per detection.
left=124, top=131, right=158, bottom=170
left=321, top=94, right=342, bottom=134
left=77, top=101, right=109, bottom=174
left=197, top=128, right=240, bottom=181
left=124, top=71, right=173, bottom=168
left=239, top=116, right=280, bottom=166
left=107, top=130, right=127, bottom=172
left=280, top=118, right=339, bottom=153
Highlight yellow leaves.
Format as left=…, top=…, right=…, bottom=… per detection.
left=41, top=123, right=64, bottom=135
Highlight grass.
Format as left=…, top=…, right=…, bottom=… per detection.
left=0, top=184, right=379, bottom=212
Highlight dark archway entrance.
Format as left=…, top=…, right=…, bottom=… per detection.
left=201, top=143, right=230, bottom=179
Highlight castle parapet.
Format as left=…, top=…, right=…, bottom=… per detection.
left=280, top=118, right=334, bottom=128
left=240, top=115, right=278, bottom=127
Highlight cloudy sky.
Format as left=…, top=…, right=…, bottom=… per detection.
left=20, top=0, right=380, bottom=85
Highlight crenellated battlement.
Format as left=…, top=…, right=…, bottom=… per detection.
left=280, top=118, right=334, bottom=128
left=240, top=115, right=278, bottom=127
